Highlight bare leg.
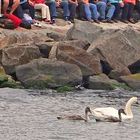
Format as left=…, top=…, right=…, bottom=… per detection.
left=10, top=0, right=20, bottom=14
left=2, top=0, right=9, bottom=14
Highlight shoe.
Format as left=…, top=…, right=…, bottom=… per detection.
left=87, top=18, right=94, bottom=23
left=121, top=19, right=129, bottom=24
left=113, top=19, right=118, bottom=23
left=50, top=19, right=55, bottom=24
left=128, top=18, right=136, bottom=24
left=34, top=22, right=42, bottom=27
left=100, top=19, right=107, bottom=23
left=70, top=19, right=75, bottom=23
left=106, top=19, right=114, bottom=23
left=43, top=18, right=51, bottom=24
left=94, top=19, right=100, bottom=24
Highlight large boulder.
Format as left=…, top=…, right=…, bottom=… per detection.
left=66, top=20, right=103, bottom=43
left=89, top=74, right=121, bottom=90
left=16, top=58, right=82, bottom=89
left=1, top=45, right=42, bottom=74
left=0, top=29, right=53, bottom=49
left=54, top=42, right=102, bottom=76
left=119, top=73, right=140, bottom=90
left=87, top=27, right=140, bottom=75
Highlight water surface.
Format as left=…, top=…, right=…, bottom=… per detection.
left=0, top=88, right=139, bottom=140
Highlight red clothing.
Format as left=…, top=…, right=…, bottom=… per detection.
left=34, top=0, right=45, bottom=4
left=123, top=0, right=136, bottom=5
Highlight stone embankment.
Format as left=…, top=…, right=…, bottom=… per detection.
left=0, top=19, right=140, bottom=90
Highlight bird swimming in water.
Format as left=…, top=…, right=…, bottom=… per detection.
left=57, top=107, right=92, bottom=122
left=91, top=97, right=138, bottom=121
left=95, top=108, right=126, bottom=122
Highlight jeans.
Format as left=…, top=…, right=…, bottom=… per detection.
left=121, top=3, right=134, bottom=20
left=111, top=3, right=121, bottom=20
left=69, top=3, right=77, bottom=20
left=96, top=1, right=106, bottom=19
left=84, top=3, right=98, bottom=19
left=47, top=2, right=57, bottom=18
left=106, top=4, right=115, bottom=19
left=15, top=2, right=35, bottom=19
left=47, top=1, right=70, bottom=19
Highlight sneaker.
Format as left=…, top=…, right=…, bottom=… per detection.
left=128, top=18, right=136, bottom=24
left=87, top=18, right=94, bottom=23
left=94, top=19, right=100, bottom=24
left=50, top=19, right=55, bottom=24
left=121, top=19, right=129, bottom=24
left=106, top=19, right=114, bottom=23
left=113, top=19, right=118, bottom=23
left=70, top=19, right=75, bottom=23
left=100, top=19, right=107, bottom=23
left=34, top=22, right=42, bottom=27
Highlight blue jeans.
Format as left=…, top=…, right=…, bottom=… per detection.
left=84, top=3, right=98, bottom=20
left=47, top=1, right=70, bottom=19
left=47, top=2, right=57, bottom=18
left=111, top=3, right=121, bottom=20
left=96, top=1, right=106, bottom=19
left=69, top=3, right=77, bottom=20
left=106, top=4, right=115, bottom=19
left=15, top=2, right=35, bottom=19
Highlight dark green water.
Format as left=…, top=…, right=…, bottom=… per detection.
left=0, top=88, right=139, bottom=140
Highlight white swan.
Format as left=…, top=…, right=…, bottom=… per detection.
left=91, top=97, right=138, bottom=121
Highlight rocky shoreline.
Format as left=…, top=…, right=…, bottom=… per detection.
left=0, top=19, right=140, bottom=91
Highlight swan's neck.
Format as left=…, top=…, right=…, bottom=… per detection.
left=85, top=112, right=90, bottom=122
left=125, top=99, right=134, bottom=116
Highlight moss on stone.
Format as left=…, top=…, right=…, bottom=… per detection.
left=56, top=85, right=74, bottom=93
left=129, top=73, right=140, bottom=80
left=111, top=82, right=132, bottom=90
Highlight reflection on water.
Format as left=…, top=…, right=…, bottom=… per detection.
left=0, top=88, right=139, bottom=140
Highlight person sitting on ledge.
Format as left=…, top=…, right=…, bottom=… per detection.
left=2, top=0, right=20, bottom=15
left=34, top=0, right=51, bottom=23
left=82, top=0, right=100, bottom=23
left=121, top=0, right=137, bottom=23
left=46, top=0, right=71, bottom=24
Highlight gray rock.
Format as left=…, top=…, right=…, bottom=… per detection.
left=87, top=27, right=140, bottom=75
left=2, top=45, right=41, bottom=74
left=89, top=74, right=120, bottom=90
left=56, top=42, right=102, bottom=76
left=16, top=58, right=82, bottom=89
left=66, top=20, right=103, bottom=43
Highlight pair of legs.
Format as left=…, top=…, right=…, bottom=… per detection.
left=96, top=1, right=115, bottom=20
left=15, top=2, right=35, bottom=20
left=34, top=3, right=51, bottom=21
left=83, top=3, right=98, bottom=20
left=47, top=1, right=70, bottom=20
left=2, top=0, right=19, bottom=14
left=69, top=2, right=77, bottom=21
left=121, top=2, right=135, bottom=21
left=111, top=3, right=121, bottom=20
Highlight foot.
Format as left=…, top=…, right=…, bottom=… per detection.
left=50, top=19, right=55, bottom=24
left=100, top=19, right=107, bottom=23
left=87, top=18, right=94, bottom=23
left=94, top=19, right=100, bottom=24
left=121, top=19, right=129, bottom=24
left=113, top=19, right=118, bottom=23
left=106, top=19, right=114, bottom=23
left=128, top=18, right=136, bottom=24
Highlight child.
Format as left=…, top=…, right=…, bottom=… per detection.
left=34, top=0, right=51, bottom=23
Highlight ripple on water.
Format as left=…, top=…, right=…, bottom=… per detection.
left=0, top=88, right=139, bottom=140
